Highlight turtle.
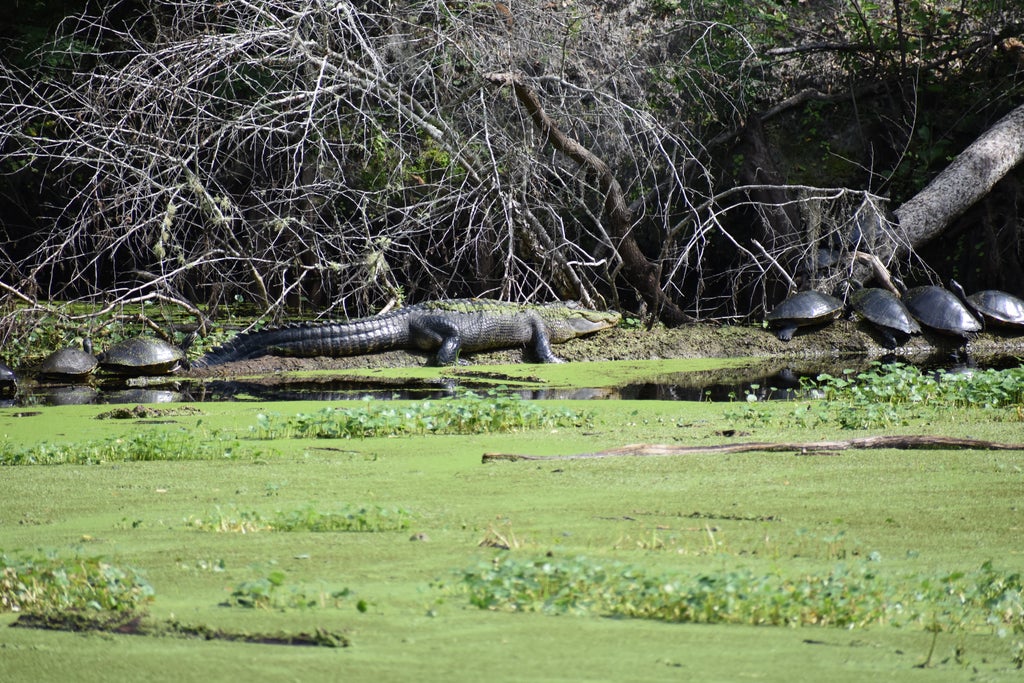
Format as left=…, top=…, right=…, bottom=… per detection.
left=849, top=287, right=921, bottom=349
left=902, top=284, right=982, bottom=340
left=764, top=290, right=845, bottom=341
left=38, top=339, right=98, bottom=381
left=0, top=360, right=16, bottom=398
left=97, top=337, right=186, bottom=376
left=948, top=280, right=1024, bottom=330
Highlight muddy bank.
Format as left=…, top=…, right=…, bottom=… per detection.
left=186, top=320, right=1024, bottom=379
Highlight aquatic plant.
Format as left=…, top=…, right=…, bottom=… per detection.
left=728, top=362, right=1024, bottom=430
left=811, top=362, right=1024, bottom=410
left=0, top=430, right=257, bottom=466
left=0, top=552, right=154, bottom=615
left=223, top=570, right=364, bottom=612
left=186, top=504, right=413, bottom=533
left=458, top=555, right=1024, bottom=634
left=250, top=390, right=592, bottom=439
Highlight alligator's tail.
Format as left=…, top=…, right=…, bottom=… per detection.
left=193, top=315, right=410, bottom=368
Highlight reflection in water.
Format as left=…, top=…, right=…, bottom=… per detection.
left=11, top=354, right=1022, bottom=406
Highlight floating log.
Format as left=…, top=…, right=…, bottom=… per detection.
left=482, top=435, right=1024, bottom=463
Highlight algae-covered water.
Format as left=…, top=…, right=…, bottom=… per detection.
left=1, top=378, right=1022, bottom=682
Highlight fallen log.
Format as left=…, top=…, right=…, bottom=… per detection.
left=482, top=435, right=1024, bottom=463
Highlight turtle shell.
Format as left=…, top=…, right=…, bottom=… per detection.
left=850, top=287, right=921, bottom=348
left=903, top=286, right=982, bottom=337
left=764, top=291, right=844, bottom=341
left=98, top=337, right=185, bottom=375
left=39, top=346, right=98, bottom=380
left=957, top=286, right=1024, bottom=329
left=968, top=290, right=1024, bottom=328
left=0, top=360, right=16, bottom=397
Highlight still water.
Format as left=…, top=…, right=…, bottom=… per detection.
left=10, top=352, right=1021, bottom=407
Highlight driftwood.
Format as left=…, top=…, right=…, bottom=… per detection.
left=482, top=435, right=1024, bottom=463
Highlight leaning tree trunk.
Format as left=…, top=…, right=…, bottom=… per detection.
left=892, top=102, right=1024, bottom=253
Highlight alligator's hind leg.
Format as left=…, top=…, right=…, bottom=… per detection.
left=410, top=317, right=464, bottom=365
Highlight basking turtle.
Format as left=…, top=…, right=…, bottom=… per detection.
left=949, top=280, right=1024, bottom=330
left=38, top=339, right=98, bottom=381
left=902, top=284, right=982, bottom=340
left=764, top=290, right=844, bottom=341
left=97, top=337, right=186, bottom=376
left=849, top=287, right=921, bottom=349
left=0, top=360, right=16, bottom=398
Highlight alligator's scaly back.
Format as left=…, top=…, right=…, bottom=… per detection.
left=193, top=307, right=414, bottom=367
left=194, top=299, right=620, bottom=367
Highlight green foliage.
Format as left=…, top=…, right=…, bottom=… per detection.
left=187, top=504, right=413, bottom=533
left=459, top=554, right=1024, bottom=633
left=0, top=430, right=256, bottom=466
left=810, top=362, right=1024, bottom=429
left=0, top=552, right=154, bottom=615
left=727, top=363, right=1024, bottom=430
left=223, top=570, right=357, bottom=611
left=250, top=391, right=593, bottom=439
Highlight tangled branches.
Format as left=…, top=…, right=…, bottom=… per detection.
left=3, top=0, right=1014, bottom=345
left=0, top=0, right=723, bottom=323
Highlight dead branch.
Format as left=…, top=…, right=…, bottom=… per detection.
left=482, top=435, right=1024, bottom=462
left=483, top=71, right=693, bottom=325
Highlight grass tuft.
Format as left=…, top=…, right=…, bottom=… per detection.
left=0, top=431, right=258, bottom=466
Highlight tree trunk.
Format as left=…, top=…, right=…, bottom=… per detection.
left=893, top=103, right=1024, bottom=252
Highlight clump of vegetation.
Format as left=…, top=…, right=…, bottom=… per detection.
left=223, top=569, right=363, bottom=611
left=0, top=552, right=154, bottom=615
left=186, top=504, right=413, bottom=533
left=813, top=363, right=1024, bottom=408
left=458, top=555, right=1024, bottom=634
left=728, top=363, right=1024, bottom=430
left=250, top=391, right=592, bottom=439
left=0, top=430, right=257, bottom=466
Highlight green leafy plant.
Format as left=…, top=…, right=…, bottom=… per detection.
left=251, top=390, right=592, bottom=439
left=0, top=552, right=154, bottom=615
left=223, top=570, right=356, bottom=610
left=458, top=555, right=1024, bottom=634
left=727, top=363, right=1024, bottom=431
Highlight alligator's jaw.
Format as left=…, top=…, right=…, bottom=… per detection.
left=547, top=310, right=622, bottom=343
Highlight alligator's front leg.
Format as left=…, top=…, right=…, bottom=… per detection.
left=529, top=317, right=564, bottom=363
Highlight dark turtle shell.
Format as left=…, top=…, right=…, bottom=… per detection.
left=903, top=285, right=982, bottom=338
left=850, top=287, right=921, bottom=349
left=97, top=337, right=185, bottom=375
left=39, top=342, right=98, bottom=380
left=0, top=360, right=16, bottom=394
left=949, top=280, right=1024, bottom=329
left=764, top=290, right=844, bottom=341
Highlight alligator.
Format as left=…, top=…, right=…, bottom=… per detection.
left=194, top=299, right=621, bottom=367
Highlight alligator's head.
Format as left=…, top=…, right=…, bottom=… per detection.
left=542, top=302, right=622, bottom=342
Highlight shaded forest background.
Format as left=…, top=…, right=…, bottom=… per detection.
left=1, top=0, right=1022, bottom=341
